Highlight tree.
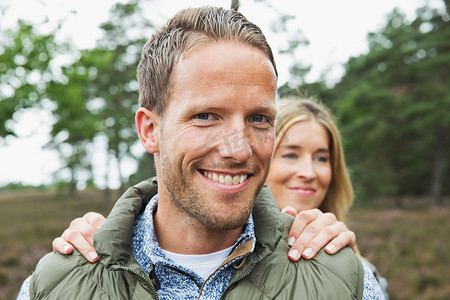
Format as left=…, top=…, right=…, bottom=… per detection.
left=331, top=4, right=450, bottom=206
left=47, top=0, right=155, bottom=198
left=0, top=21, right=63, bottom=141
left=46, top=52, right=100, bottom=196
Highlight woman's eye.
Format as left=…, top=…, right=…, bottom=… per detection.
left=281, top=153, right=297, bottom=159
left=315, top=156, right=328, bottom=163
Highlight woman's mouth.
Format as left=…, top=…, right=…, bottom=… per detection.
left=289, top=187, right=315, bottom=196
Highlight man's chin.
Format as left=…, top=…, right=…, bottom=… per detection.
left=202, top=216, right=249, bottom=231
left=194, top=205, right=252, bottom=231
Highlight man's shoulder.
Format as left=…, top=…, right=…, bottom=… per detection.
left=31, top=250, right=88, bottom=287
left=237, top=212, right=364, bottom=299
left=261, top=212, right=362, bottom=272
left=29, top=250, right=145, bottom=299
left=278, top=212, right=363, bottom=279
left=30, top=250, right=98, bottom=297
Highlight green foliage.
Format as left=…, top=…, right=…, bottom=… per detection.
left=0, top=21, right=64, bottom=140
left=127, top=152, right=156, bottom=185
left=0, top=182, right=47, bottom=191
left=45, top=0, right=155, bottom=192
left=329, top=5, right=450, bottom=203
left=90, top=0, right=154, bottom=189
left=0, top=0, right=157, bottom=194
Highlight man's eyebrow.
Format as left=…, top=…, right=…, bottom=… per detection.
left=253, top=105, right=276, bottom=117
left=182, top=103, right=276, bottom=116
left=182, top=104, right=215, bottom=114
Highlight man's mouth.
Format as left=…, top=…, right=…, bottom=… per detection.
left=200, top=170, right=248, bottom=185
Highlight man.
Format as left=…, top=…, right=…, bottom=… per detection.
left=19, top=6, right=382, bottom=299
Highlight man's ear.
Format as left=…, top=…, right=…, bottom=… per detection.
left=136, top=108, right=159, bottom=154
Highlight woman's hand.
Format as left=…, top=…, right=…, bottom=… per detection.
left=52, top=212, right=105, bottom=262
left=282, top=207, right=357, bottom=261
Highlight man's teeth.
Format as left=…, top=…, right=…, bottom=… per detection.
left=202, top=171, right=248, bottom=185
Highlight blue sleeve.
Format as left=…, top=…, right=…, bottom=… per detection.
left=362, top=261, right=386, bottom=300
left=16, top=276, right=31, bottom=300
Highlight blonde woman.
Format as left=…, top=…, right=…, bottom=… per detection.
left=267, top=98, right=388, bottom=298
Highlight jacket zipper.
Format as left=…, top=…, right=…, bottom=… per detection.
left=220, top=264, right=255, bottom=299
left=120, top=266, right=160, bottom=299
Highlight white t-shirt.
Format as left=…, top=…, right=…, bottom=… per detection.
left=162, top=245, right=234, bottom=281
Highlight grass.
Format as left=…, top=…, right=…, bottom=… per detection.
left=0, top=189, right=116, bottom=300
left=0, top=190, right=449, bottom=299
left=348, top=200, right=450, bottom=300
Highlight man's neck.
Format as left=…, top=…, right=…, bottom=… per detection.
left=153, top=197, right=244, bottom=255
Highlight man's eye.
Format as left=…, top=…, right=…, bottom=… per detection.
left=196, top=113, right=211, bottom=120
left=251, top=115, right=267, bottom=123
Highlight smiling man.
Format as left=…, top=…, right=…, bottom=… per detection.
left=20, top=6, right=369, bottom=299
left=152, top=40, right=276, bottom=240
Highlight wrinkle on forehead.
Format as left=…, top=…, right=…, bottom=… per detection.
left=175, top=40, right=277, bottom=85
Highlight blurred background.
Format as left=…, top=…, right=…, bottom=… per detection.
left=0, top=0, right=449, bottom=299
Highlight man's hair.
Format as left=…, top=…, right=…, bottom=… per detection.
left=137, top=6, right=278, bottom=115
left=274, top=98, right=354, bottom=224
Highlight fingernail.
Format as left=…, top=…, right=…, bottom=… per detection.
left=288, top=236, right=295, bottom=246
left=281, top=206, right=294, bottom=214
left=289, top=249, right=300, bottom=260
left=88, top=251, right=98, bottom=260
left=326, top=244, right=335, bottom=253
left=63, top=245, right=70, bottom=253
left=302, top=248, right=313, bottom=258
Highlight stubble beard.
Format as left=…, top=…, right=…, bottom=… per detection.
left=159, top=149, right=268, bottom=231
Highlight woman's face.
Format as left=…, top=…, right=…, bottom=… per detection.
left=266, top=119, right=332, bottom=212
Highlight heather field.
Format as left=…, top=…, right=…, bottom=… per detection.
left=0, top=190, right=449, bottom=300
left=348, top=199, right=450, bottom=300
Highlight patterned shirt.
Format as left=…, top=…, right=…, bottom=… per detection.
left=362, top=260, right=387, bottom=299
left=131, top=194, right=255, bottom=299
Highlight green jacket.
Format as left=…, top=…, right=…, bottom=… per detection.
left=30, top=178, right=364, bottom=299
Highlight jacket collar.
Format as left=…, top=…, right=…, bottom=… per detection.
left=251, top=185, right=285, bottom=262
left=94, top=177, right=158, bottom=267
left=94, top=178, right=284, bottom=268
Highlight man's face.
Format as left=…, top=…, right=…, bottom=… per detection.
left=157, top=40, right=277, bottom=231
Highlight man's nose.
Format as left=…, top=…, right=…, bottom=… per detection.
left=218, top=125, right=253, bottom=163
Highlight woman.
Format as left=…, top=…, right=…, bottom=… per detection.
left=267, top=98, right=388, bottom=297
left=53, top=98, right=388, bottom=297
left=269, top=98, right=356, bottom=259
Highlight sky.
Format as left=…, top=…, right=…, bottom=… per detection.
left=0, top=0, right=445, bottom=188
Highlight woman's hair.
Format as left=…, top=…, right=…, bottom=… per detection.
left=274, top=98, right=354, bottom=222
